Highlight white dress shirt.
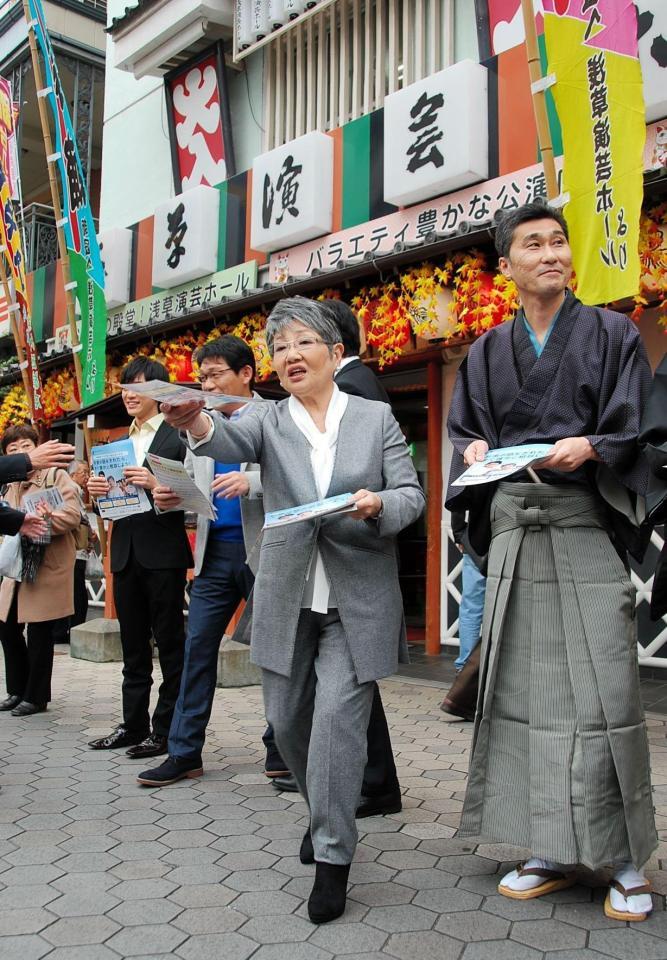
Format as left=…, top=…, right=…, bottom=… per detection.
left=288, top=385, right=349, bottom=614
left=129, top=412, right=164, bottom=465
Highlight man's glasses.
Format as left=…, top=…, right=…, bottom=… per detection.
left=272, top=337, right=331, bottom=357
left=196, top=367, right=233, bottom=383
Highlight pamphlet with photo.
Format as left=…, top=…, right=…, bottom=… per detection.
left=120, top=379, right=264, bottom=409
left=264, top=493, right=357, bottom=529
left=91, top=439, right=153, bottom=520
left=452, top=444, right=555, bottom=486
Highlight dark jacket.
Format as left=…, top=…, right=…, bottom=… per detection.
left=451, top=509, right=486, bottom=574
left=0, top=501, right=26, bottom=536
left=0, top=453, right=31, bottom=485
left=639, top=353, right=667, bottom=620
left=335, top=358, right=390, bottom=404
left=109, top=421, right=193, bottom=574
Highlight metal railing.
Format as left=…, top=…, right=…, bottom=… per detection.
left=18, top=203, right=59, bottom=272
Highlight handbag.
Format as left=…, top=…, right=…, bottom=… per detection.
left=0, top=533, right=22, bottom=581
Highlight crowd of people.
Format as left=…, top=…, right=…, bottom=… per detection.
left=0, top=202, right=665, bottom=927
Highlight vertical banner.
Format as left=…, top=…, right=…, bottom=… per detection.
left=164, top=43, right=235, bottom=195
left=0, top=77, right=43, bottom=420
left=0, top=78, right=19, bottom=198
left=27, top=0, right=106, bottom=404
left=543, top=0, right=645, bottom=305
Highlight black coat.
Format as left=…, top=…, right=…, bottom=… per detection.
left=335, top=358, right=390, bottom=404
left=0, top=502, right=26, bottom=536
left=0, top=454, right=31, bottom=535
left=639, top=353, right=667, bottom=620
left=109, top=421, right=193, bottom=574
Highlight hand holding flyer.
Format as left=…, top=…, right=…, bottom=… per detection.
left=453, top=444, right=555, bottom=486
left=120, top=379, right=264, bottom=409
left=147, top=453, right=216, bottom=520
left=263, top=493, right=357, bottom=529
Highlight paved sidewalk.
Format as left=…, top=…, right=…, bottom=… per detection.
left=0, top=652, right=666, bottom=960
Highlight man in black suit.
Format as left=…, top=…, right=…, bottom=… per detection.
left=265, top=299, right=402, bottom=819
left=87, top=358, right=193, bottom=758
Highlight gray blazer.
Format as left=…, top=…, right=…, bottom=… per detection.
left=186, top=450, right=264, bottom=577
left=188, top=395, right=425, bottom=682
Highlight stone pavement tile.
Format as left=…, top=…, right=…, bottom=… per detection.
left=164, top=863, right=230, bottom=885
left=0, top=934, right=52, bottom=960
left=438, top=854, right=498, bottom=875
left=45, top=949, right=122, bottom=960
left=250, top=945, right=333, bottom=960
left=5, top=844, right=64, bottom=864
left=362, top=832, right=420, bottom=851
left=225, top=868, right=291, bottom=891
left=348, top=862, right=396, bottom=884
left=393, top=866, right=458, bottom=889
left=588, top=927, right=667, bottom=959
left=108, top=824, right=166, bottom=842
left=176, top=931, right=260, bottom=960
left=54, top=851, right=120, bottom=872
left=173, top=906, right=246, bottom=934
left=107, top=898, right=184, bottom=926
left=41, top=915, right=121, bottom=946
left=414, top=886, right=482, bottom=913
left=168, top=883, right=239, bottom=908
left=348, top=881, right=415, bottom=906
left=109, top=859, right=172, bottom=880
left=56, top=834, right=118, bottom=854
left=364, top=903, right=437, bottom=933
left=159, top=828, right=218, bottom=849
left=462, top=942, right=542, bottom=959
left=377, top=849, right=438, bottom=870
left=436, top=910, right=510, bottom=942
left=0, top=907, right=55, bottom=935
left=309, top=921, right=388, bottom=954
left=106, top=922, right=189, bottom=956
left=483, top=893, right=554, bottom=920
left=238, top=913, right=315, bottom=943
left=106, top=877, right=178, bottom=900
left=553, top=900, right=620, bottom=929
left=544, top=952, right=624, bottom=960
left=162, top=846, right=221, bottom=866
left=232, top=889, right=302, bottom=915
left=511, top=918, right=587, bottom=950
left=0, top=863, right=64, bottom=885
left=0, top=884, right=60, bottom=909
left=384, top=929, right=465, bottom=960
left=217, top=850, right=279, bottom=871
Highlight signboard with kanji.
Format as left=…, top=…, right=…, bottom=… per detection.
left=383, top=61, right=489, bottom=208
left=107, top=260, right=258, bottom=336
left=152, top=185, right=220, bottom=289
left=250, top=131, right=334, bottom=254
left=98, top=227, right=133, bottom=309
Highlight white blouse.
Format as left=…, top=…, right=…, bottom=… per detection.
left=288, top=385, right=349, bottom=614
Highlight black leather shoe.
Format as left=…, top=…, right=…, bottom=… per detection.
left=356, top=791, right=402, bottom=819
left=126, top=733, right=168, bottom=760
left=137, top=755, right=203, bottom=786
left=300, top=829, right=314, bottom=865
left=0, top=694, right=21, bottom=711
left=271, top=774, right=299, bottom=793
left=88, top=725, right=147, bottom=750
left=308, top=861, right=351, bottom=924
left=11, top=701, right=47, bottom=717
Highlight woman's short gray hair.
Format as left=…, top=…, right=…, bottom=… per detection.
left=265, top=296, right=342, bottom=357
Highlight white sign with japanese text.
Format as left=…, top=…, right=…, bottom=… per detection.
left=98, top=226, right=133, bottom=309
left=636, top=1, right=667, bottom=123
left=152, top=184, right=220, bottom=289
left=383, top=60, right=489, bottom=208
left=107, top=260, right=258, bottom=337
left=250, top=130, right=334, bottom=253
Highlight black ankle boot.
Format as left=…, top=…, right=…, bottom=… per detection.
left=308, top=861, right=351, bottom=924
left=300, top=829, right=314, bottom=865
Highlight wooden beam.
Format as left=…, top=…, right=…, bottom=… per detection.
left=425, top=359, right=443, bottom=656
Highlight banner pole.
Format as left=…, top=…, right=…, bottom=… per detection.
left=521, top=0, right=559, bottom=201
left=22, top=1, right=91, bottom=455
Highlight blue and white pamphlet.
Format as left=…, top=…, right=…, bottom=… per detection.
left=119, top=379, right=264, bottom=409
left=452, top=444, right=555, bottom=486
left=91, top=438, right=153, bottom=520
left=263, top=493, right=357, bottom=529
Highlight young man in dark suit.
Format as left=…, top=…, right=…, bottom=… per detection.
left=87, top=358, right=193, bottom=758
left=264, top=299, right=402, bottom=819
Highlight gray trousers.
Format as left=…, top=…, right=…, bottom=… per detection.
left=262, top=609, right=375, bottom=865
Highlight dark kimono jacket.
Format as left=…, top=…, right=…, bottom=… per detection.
left=446, top=290, right=653, bottom=561
left=639, top=352, right=667, bottom=619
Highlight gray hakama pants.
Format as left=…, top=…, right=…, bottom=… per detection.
left=458, top=483, right=657, bottom=870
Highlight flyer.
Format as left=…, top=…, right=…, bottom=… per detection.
left=91, top=438, right=153, bottom=520
left=264, top=493, right=357, bottom=529
left=452, top=444, right=555, bottom=487
left=147, top=453, right=216, bottom=520
left=119, top=379, right=263, bottom=408
left=21, top=487, right=65, bottom=544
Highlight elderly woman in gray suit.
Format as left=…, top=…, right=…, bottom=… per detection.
left=161, top=296, right=425, bottom=924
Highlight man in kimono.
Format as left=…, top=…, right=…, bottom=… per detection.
left=447, top=201, right=657, bottom=921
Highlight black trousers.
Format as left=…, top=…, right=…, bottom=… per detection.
left=72, top=558, right=88, bottom=627
left=113, top=550, right=187, bottom=737
left=0, top=591, right=66, bottom=704
left=265, top=681, right=400, bottom=797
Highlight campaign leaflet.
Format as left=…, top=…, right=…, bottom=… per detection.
left=91, top=438, right=152, bottom=520
left=21, top=486, right=65, bottom=544
left=452, top=444, right=555, bottom=486
left=264, top=493, right=357, bottom=530
left=146, top=453, right=215, bottom=520
left=119, top=380, right=263, bottom=408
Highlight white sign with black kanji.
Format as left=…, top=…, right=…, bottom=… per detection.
left=152, top=185, right=220, bottom=289
left=250, top=131, right=334, bottom=254
left=98, top=227, right=132, bottom=309
left=383, top=60, right=489, bottom=208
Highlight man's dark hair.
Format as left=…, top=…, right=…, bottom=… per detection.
left=120, top=356, right=170, bottom=384
left=194, top=335, right=256, bottom=387
left=322, top=299, right=361, bottom=357
left=1, top=423, right=39, bottom=453
left=494, top=201, right=569, bottom=259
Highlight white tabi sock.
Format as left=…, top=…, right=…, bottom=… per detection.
left=500, top=857, right=566, bottom=892
left=609, top=862, right=653, bottom=916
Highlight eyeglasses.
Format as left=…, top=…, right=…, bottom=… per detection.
left=272, top=337, right=331, bottom=358
left=196, top=367, right=233, bottom=383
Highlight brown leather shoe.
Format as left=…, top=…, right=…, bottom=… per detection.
left=126, top=733, right=168, bottom=760
left=440, top=642, right=481, bottom=722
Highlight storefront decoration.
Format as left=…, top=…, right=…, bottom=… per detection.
left=98, top=227, right=133, bottom=308
left=152, top=185, right=220, bottom=289
left=0, top=382, right=29, bottom=432
left=631, top=202, right=667, bottom=325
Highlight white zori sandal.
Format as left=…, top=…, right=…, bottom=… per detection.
left=498, top=858, right=577, bottom=900
left=604, top=865, right=653, bottom=922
